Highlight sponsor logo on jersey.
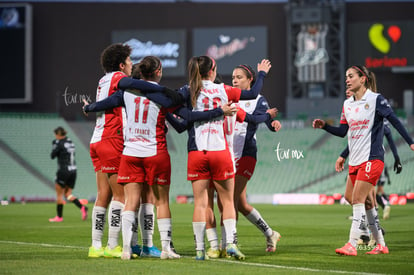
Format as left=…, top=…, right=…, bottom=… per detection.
left=102, top=166, right=116, bottom=171
left=118, top=176, right=130, bottom=180
left=188, top=173, right=199, bottom=178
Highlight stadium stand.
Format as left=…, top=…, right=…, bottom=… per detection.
left=1, top=113, right=413, bottom=202
left=0, top=113, right=96, bottom=201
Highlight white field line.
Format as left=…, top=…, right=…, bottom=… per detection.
left=0, top=240, right=388, bottom=275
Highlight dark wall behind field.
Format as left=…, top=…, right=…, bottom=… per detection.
left=1, top=2, right=413, bottom=120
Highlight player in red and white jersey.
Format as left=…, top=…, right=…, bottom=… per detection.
left=231, top=64, right=282, bottom=253
left=84, top=56, right=232, bottom=260
left=203, top=65, right=281, bottom=258
left=180, top=56, right=271, bottom=260
left=313, top=65, right=414, bottom=256
left=87, top=44, right=170, bottom=259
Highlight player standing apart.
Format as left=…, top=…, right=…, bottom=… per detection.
left=49, top=127, right=87, bottom=222
left=313, top=65, right=414, bottom=256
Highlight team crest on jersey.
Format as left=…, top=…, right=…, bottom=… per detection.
left=245, top=102, right=251, bottom=108
left=364, top=103, right=369, bottom=110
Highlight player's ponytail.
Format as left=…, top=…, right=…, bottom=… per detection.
left=188, top=56, right=215, bottom=107
left=367, top=71, right=377, bottom=92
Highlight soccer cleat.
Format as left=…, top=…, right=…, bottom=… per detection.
left=170, top=241, right=177, bottom=254
left=266, top=231, right=281, bottom=252
left=206, top=248, right=220, bottom=259
left=226, top=243, right=245, bottom=260
left=88, top=246, right=104, bottom=258
left=81, top=206, right=88, bottom=221
left=131, top=244, right=142, bottom=255
left=335, top=242, right=357, bottom=256
left=357, top=235, right=370, bottom=245
left=219, top=249, right=230, bottom=258
left=121, top=251, right=131, bottom=260
left=383, top=205, right=391, bottom=220
left=160, top=250, right=181, bottom=260
left=49, top=216, right=63, bottom=222
left=195, top=250, right=207, bottom=260
left=141, top=246, right=161, bottom=258
left=366, top=244, right=389, bottom=255
left=104, top=245, right=122, bottom=258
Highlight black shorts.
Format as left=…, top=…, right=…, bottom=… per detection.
left=55, top=170, right=77, bottom=189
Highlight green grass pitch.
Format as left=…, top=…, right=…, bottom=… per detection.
left=1, top=202, right=413, bottom=274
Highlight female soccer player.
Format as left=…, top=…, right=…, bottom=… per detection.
left=313, top=65, right=414, bottom=256
left=205, top=64, right=281, bottom=258
left=49, top=127, right=86, bottom=222
left=87, top=44, right=173, bottom=259
left=180, top=56, right=272, bottom=260
left=84, top=56, right=234, bottom=260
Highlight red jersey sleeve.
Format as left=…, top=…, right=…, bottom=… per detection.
left=224, top=84, right=242, bottom=103
left=109, top=72, right=127, bottom=96
left=340, top=106, right=347, bottom=125
left=236, top=107, right=246, bottom=122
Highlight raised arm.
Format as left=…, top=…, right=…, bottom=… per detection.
left=239, top=59, right=271, bottom=100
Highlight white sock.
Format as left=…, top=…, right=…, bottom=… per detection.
left=107, top=200, right=124, bottom=249
left=366, top=208, right=386, bottom=246
left=245, top=208, right=273, bottom=237
left=131, top=209, right=139, bottom=247
left=158, top=218, right=172, bottom=252
left=192, top=222, right=206, bottom=251
left=220, top=225, right=226, bottom=250
left=121, top=210, right=135, bottom=253
left=139, top=203, right=155, bottom=247
left=223, top=219, right=237, bottom=245
left=206, top=228, right=219, bottom=250
left=349, top=203, right=365, bottom=247
left=91, top=206, right=106, bottom=249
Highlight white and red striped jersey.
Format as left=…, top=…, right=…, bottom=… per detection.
left=90, top=71, right=127, bottom=144
left=192, top=80, right=240, bottom=151
left=122, top=90, right=173, bottom=157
